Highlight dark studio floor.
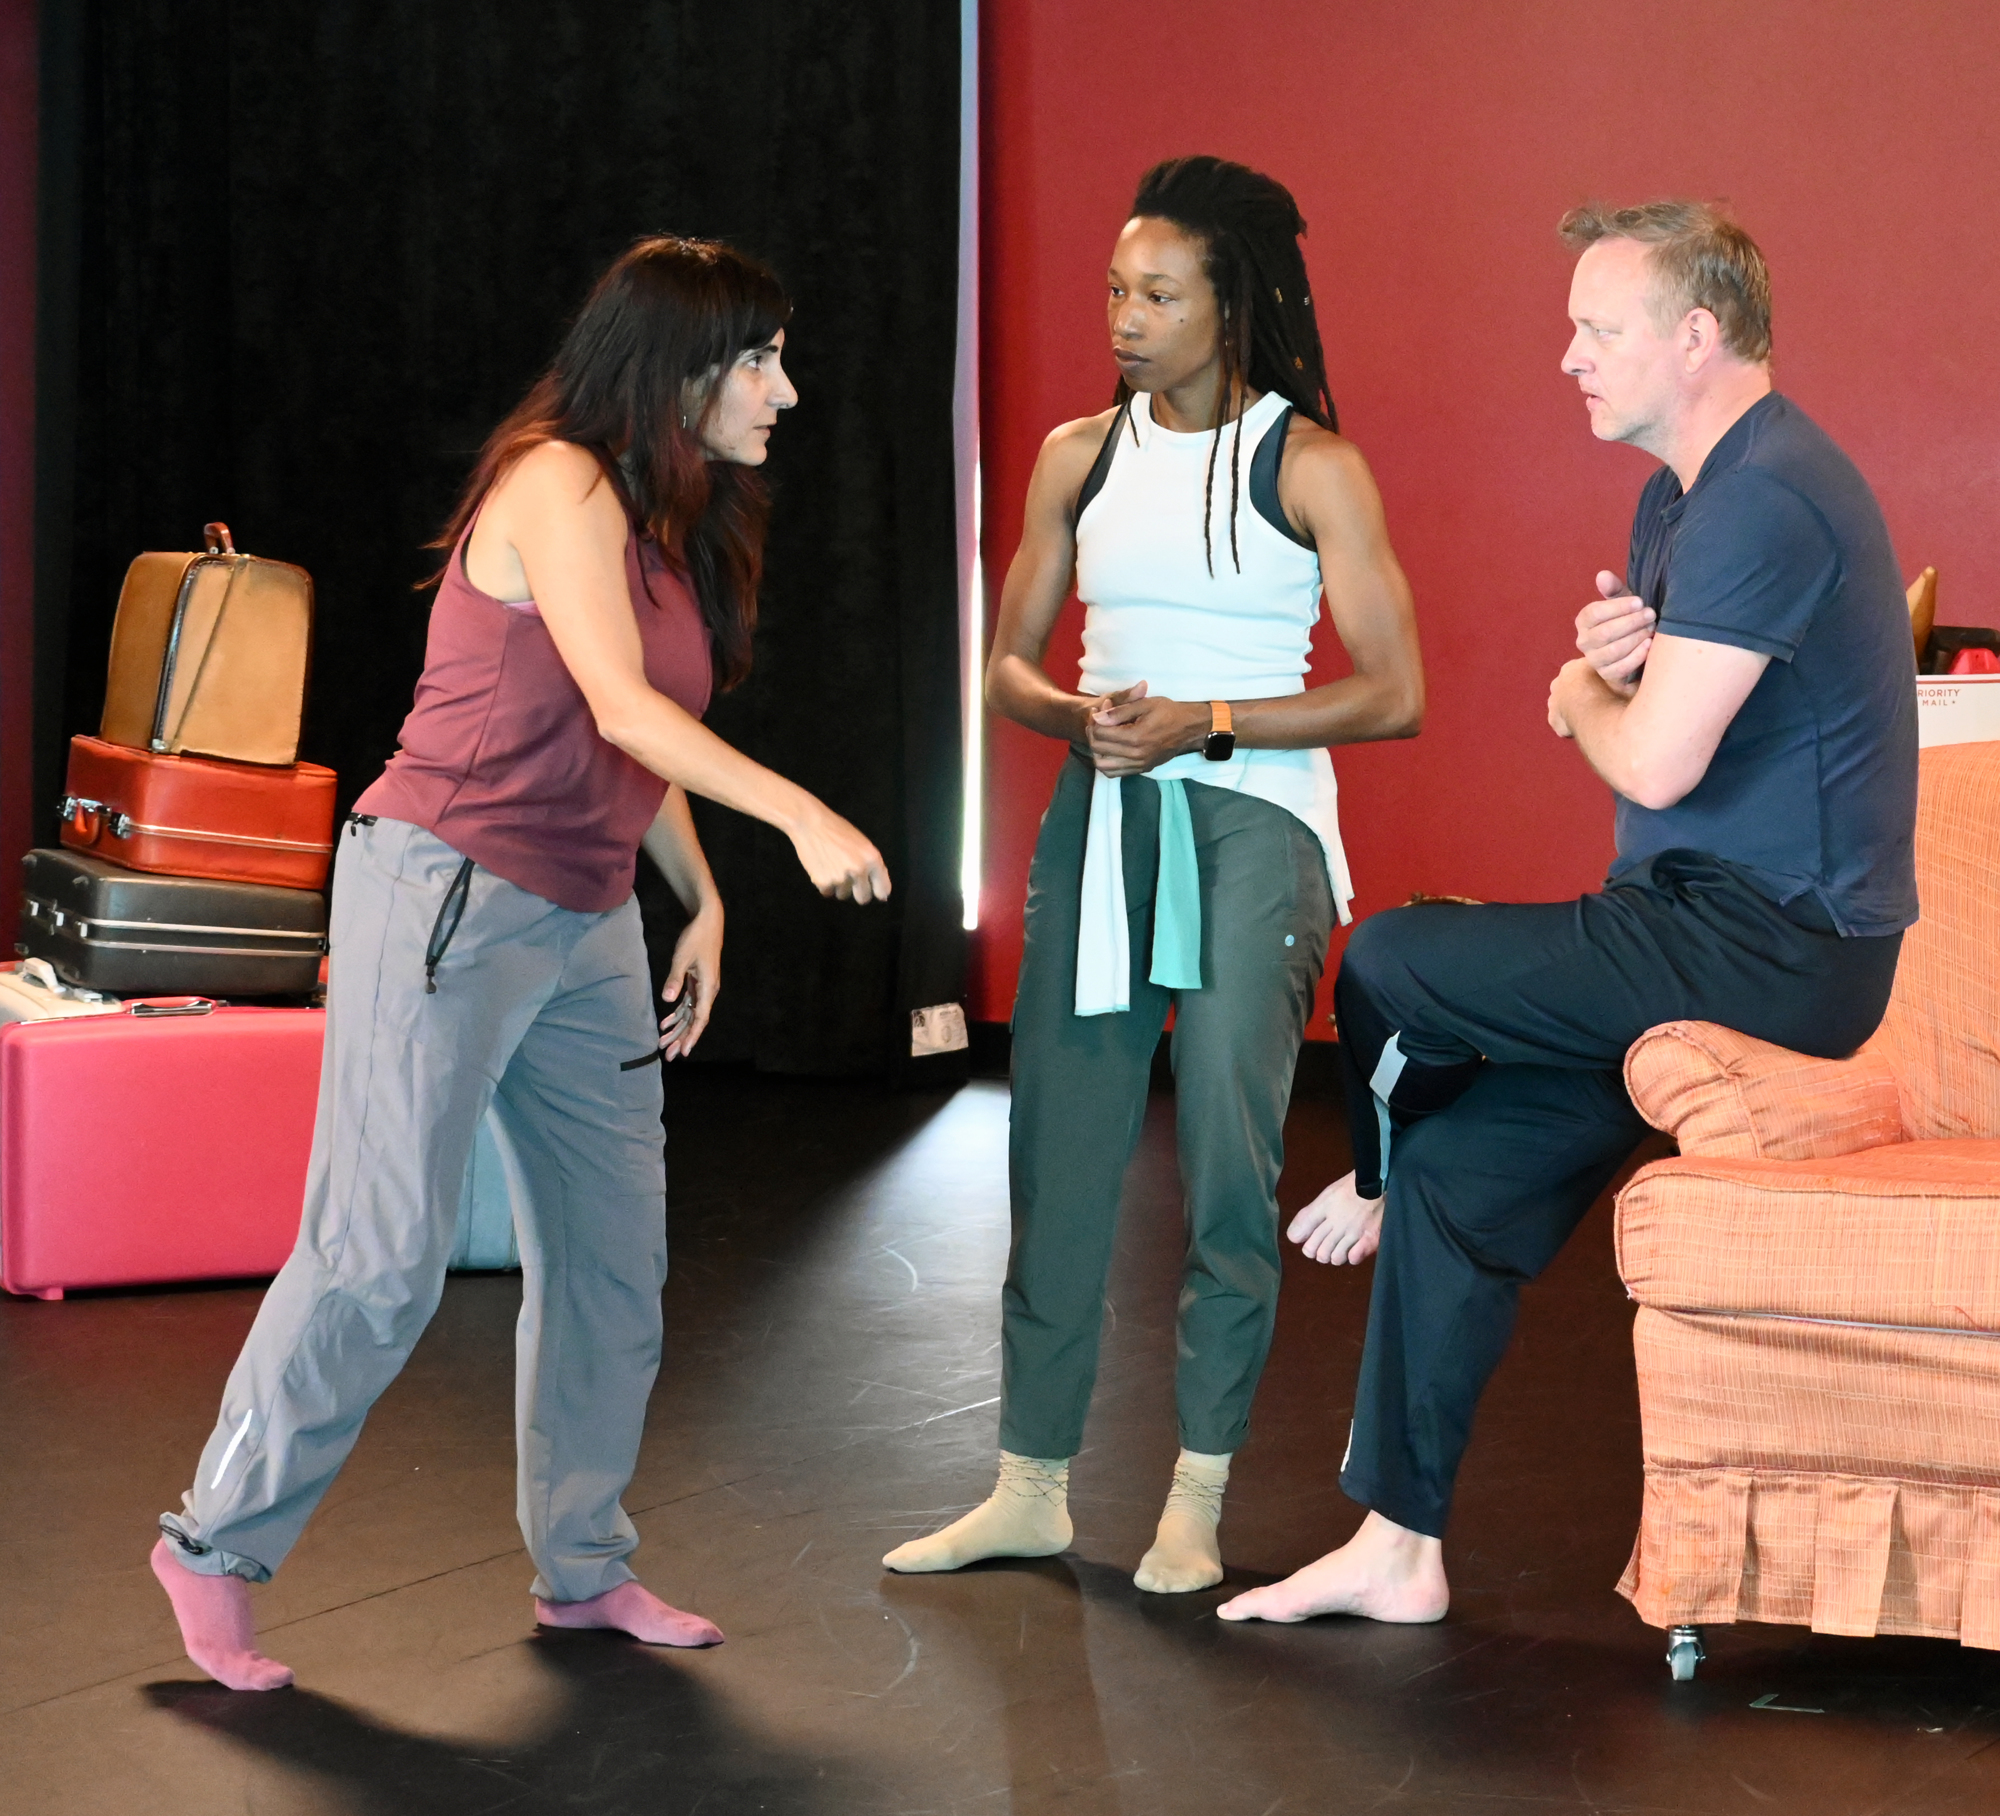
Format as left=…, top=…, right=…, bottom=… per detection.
left=3, top=1057, right=1998, bottom=1815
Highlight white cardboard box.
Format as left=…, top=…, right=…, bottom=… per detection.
left=1917, top=675, right=2000, bottom=749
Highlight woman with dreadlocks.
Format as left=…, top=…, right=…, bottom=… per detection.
left=886, top=157, right=1423, bottom=1591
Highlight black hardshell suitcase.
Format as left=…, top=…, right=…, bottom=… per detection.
left=18, top=848, right=325, bottom=997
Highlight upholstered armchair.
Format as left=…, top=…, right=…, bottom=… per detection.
left=1613, top=739, right=2000, bottom=1679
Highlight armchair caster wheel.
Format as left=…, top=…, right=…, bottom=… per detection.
left=1666, top=1625, right=1705, bottom=1682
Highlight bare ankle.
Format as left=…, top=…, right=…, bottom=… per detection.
left=1356, top=1510, right=1443, bottom=1563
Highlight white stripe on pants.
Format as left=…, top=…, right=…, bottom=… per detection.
left=161, top=816, right=669, bottom=1602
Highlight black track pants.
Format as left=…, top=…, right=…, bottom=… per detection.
left=1333, top=849, right=1902, bottom=1538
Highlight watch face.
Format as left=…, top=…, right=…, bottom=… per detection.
left=1202, top=731, right=1236, bottom=761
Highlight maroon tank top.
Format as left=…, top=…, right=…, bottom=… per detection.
left=355, top=513, right=713, bottom=912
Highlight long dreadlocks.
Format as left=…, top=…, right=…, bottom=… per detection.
left=1116, top=156, right=1338, bottom=576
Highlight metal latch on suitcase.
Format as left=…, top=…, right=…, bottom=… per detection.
left=58, top=796, right=132, bottom=842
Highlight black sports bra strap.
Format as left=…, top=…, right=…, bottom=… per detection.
left=1249, top=406, right=1313, bottom=548
left=1071, top=401, right=1132, bottom=530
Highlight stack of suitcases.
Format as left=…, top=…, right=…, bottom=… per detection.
left=2, top=525, right=524, bottom=1300
left=0, top=526, right=523, bottom=1301
left=1, top=525, right=336, bottom=1299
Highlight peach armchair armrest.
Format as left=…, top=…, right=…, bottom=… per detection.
left=1623, top=1020, right=1904, bottom=1161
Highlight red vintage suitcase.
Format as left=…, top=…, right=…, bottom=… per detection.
left=0, top=1001, right=321, bottom=1300
left=60, top=734, right=336, bottom=891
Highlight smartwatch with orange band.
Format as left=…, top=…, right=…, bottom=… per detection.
left=1201, top=700, right=1236, bottom=761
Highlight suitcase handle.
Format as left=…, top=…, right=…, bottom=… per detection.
left=152, top=530, right=248, bottom=751
left=127, top=997, right=218, bottom=1017
left=57, top=795, right=132, bottom=844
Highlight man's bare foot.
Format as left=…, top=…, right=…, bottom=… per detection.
left=534, top=1581, right=724, bottom=1648
left=1286, top=1172, right=1383, bottom=1266
left=1216, top=1511, right=1448, bottom=1624
left=150, top=1537, right=295, bottom=1691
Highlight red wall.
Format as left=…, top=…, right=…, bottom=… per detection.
left=970, top=0, right=2000, bottom=1035
left=0, top=0, right=34, bottom=952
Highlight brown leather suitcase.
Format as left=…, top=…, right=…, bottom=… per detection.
left=99, top=521, right=314, bottom=766
left=60, top=735, right=337, bottom=891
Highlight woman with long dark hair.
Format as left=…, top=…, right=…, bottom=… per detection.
left=152, top=236, right=888, bottom=1689
left=886, top=158, right=1422, bottom=1591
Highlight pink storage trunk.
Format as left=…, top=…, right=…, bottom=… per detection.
left=0, top=1004, right=322, bottom=1300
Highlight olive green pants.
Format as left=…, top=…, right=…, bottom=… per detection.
left=1000, top=756, right=1334, bottom=1459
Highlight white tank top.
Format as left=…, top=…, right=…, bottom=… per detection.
left=1067, top=390, right=1355, bottom=1014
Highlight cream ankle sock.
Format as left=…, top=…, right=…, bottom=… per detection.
left=882, top=1451, right=1073, bottom=1572
left=1133, top=1449, right=1230, bottom=1593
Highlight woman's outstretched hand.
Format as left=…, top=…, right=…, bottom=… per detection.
left=789, top=802, right=892, bottom=903
left=658, top=904, right=722, bottom=1060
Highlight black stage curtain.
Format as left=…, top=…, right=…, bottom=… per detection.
left=34, top=1, right=965, bottom=1079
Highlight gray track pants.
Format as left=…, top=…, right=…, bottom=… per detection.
left=160, top=817, right=669, bottom=1602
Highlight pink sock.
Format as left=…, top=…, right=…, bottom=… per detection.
left=534, top=1580, right=724, bottom=1648
left=150, top=1538, right=295, bottom=1691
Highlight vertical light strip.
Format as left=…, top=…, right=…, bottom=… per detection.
left=954, top=0, right=983, bottom=932
left=960, top=463, right=984, bottom=930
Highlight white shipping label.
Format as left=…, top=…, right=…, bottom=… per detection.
left=1917, top=676, right=2000, bottom=749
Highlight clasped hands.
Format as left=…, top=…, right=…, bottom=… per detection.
left=1548, top=568, right=1657, bottom=738
left=1076, top=681, right=1212, bottom=776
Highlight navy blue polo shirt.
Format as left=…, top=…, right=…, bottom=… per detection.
left=1612, top=393, right=1918, bottom=937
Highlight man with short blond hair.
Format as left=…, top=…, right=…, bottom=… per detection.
left=1221, top=201, right=1918, bottom=1627
left=1558, top=198, right=1772, bottom=361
